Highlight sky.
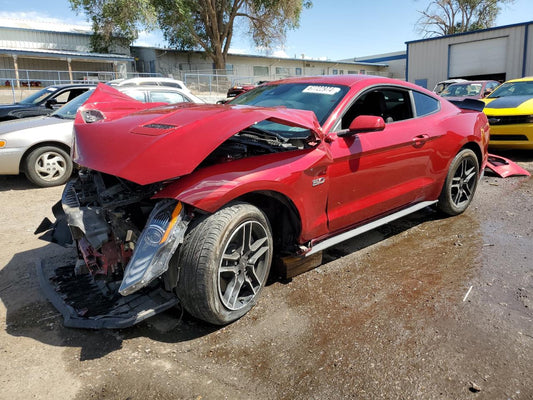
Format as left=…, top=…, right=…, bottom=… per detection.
left=0, top=0, right=532, bottom=60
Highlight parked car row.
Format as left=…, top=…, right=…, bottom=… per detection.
left=2, top=73, right=532, bottom=190
left=433, top=76, right=533, bottom=149
left=0, top=78, right=204, bottom=187
left=0, top=84, right=95, bottom=122
left=440, top=80, right=500, bottom=100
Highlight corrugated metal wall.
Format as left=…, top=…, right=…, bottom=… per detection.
left=407, top=23, right=532, bottom=90
left=0, top=27, right=91, bottom=52
left=150, top=50, right=387, bottom=81
left=526, top=25, right=533, bottom=76
left=0, top=26, right=130, bottom=55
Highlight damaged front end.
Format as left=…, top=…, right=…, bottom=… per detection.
left=36, top=170, right=189, bottom=328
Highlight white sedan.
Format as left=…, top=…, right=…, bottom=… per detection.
left=0, top=86, right=204, bottom=187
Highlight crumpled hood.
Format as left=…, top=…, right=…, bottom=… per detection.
left=73, top=84, right=322, bottom=185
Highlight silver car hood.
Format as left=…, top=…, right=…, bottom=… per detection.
left=0, top=116, right=69, bottom=135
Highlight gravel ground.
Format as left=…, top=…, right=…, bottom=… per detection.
left=0, top=150, right=532, bottom=400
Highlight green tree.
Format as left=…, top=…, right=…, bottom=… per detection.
left=70, top=0, right=311, bottom=69
left=417, top=0, right=515, bottom=37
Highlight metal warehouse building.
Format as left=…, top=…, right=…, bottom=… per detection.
left=0, top=19, right=133, bottom=87
left=406, top=20, right=533, bottom=90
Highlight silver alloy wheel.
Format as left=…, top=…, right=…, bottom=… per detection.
left=217, top=220, right=271, bottom=311
left=450, top=156, right=477, bottom=208
left=33, top=150, right=68, bottom=182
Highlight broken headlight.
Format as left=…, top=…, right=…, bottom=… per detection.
left=119, top=200, right=187, bottom=296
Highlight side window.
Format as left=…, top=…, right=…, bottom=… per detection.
left=412, top=91, right=440, bottom=117
left=164, top=82, right=183, bottom=89
left=486, top=82, right=499, bottom=93
left=149, top=91, right=187, bottom=103
left=122, top=90, right=146, bottom=102
left=53, top=89, right=89, bottom=105
left=340, top=88, right=413, bottom=129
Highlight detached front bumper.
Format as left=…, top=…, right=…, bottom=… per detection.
left=35, top=173, right=190, bottom=329
left=37, top=258, right=179, bottom=329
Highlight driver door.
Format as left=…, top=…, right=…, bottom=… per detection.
left=326, top=87, right=440, bottom=232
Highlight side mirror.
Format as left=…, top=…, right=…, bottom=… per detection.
left=483, top=90, right=493, bottom=98
left=338, top=115, right=386, bottom=137
left=45, top=98, right=58, bottom=109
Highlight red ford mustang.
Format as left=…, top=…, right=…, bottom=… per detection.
left=37, top=76, right=489, bottom=328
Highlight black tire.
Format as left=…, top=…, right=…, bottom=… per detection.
left=437, top=148, right=479, bottom=216
left=176, top=202, right=273, bottom=325
left=24, top=146, right=73, bottom=187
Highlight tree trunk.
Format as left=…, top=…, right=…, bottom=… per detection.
left=212, top=52, right=226, bottom=71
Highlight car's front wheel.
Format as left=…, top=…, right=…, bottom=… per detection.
left=437, top=148, right=479, bottom=216
left=24, top=145, right=73, bottom=187
left=176, top=202, right=273, bottom=325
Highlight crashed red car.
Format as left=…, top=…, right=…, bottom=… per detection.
left=37, top=76, right=489, bottom=328
left=226, top=83, right=257, bottom=98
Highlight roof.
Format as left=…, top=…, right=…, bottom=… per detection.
left=0, top=17, right=91, bottom=36
left=40, top=83, right=97, bottom=89
left=349, top=51, right=407, bottom=64
left=406, top=20, right=533, bottom=45
left=505, top=76, right=533, bottom=83
left=0, top=47, right=133, bottom=62
left=263, top=74, right=418, bottom=88
left=133, top=46, right=387, bottom=67
left=447, top=80, right=499, bottom=85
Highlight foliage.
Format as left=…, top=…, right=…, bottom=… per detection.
left=69, top=0, right=311, bottom=68
left=417, top=0, right=515, bottom=37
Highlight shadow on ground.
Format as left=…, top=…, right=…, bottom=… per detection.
left=1, top=204, right=442, bottom=361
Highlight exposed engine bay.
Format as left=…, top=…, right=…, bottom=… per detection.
left=36, top=169, right=189, bottom=328
left=61, top=170, right=163, bottom=279
left=52, top=123, right=309, bottom=281
left=35, top=123, right=311, bottom=328
left=201, top=125, right=313, bottom=166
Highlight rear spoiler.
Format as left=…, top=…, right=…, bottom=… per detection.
left=448, top=98, right=485, bottom=112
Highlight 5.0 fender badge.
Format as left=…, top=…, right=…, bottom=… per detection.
left=312, top=177, right=326, bottom=187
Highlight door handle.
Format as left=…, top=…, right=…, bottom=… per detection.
left=412, top=134, right=430, bottom=147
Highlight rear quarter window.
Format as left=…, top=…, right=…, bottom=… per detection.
left=413, top=91, right=440, bottom=117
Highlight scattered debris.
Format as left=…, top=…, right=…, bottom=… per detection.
left=463, top=286, right=473, bottom=302
left=469, top=381, right=481, bottom=392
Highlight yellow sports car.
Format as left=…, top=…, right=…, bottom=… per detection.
left=483, top=77, right=533, bottom=149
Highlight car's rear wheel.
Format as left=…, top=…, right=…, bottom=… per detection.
left=437, top=148, right=479, bottom=216
left=176, top=202, right=273, bottom=325
left=24, top=145, right=73, bottom=187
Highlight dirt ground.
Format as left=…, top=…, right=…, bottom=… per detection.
left=0, top=150, right=532, bottom=400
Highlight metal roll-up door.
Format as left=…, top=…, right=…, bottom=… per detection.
left=449, top=37, right=507, bottom=78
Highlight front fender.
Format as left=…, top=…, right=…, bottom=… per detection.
left=154, top=147, right=332, bottom=242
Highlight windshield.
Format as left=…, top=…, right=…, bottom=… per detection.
left=441, top=83, right=482, bottom=97
left=230, top=83, right=349, bottom=125
left=18, top=87, right=58, bottom=105
left=487, top=81, right=533, bottom=98
left=434, top=83, right=446, bottom=94
left=51, top=89, right=93, bottom=119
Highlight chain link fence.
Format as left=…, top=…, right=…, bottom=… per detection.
left=0, top=68, right=162, bottom=103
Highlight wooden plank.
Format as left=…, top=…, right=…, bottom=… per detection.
left=275, top=251, right=323, bottom=279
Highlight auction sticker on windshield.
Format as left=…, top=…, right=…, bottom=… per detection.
left=303, top=86, right=341, bottom=95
